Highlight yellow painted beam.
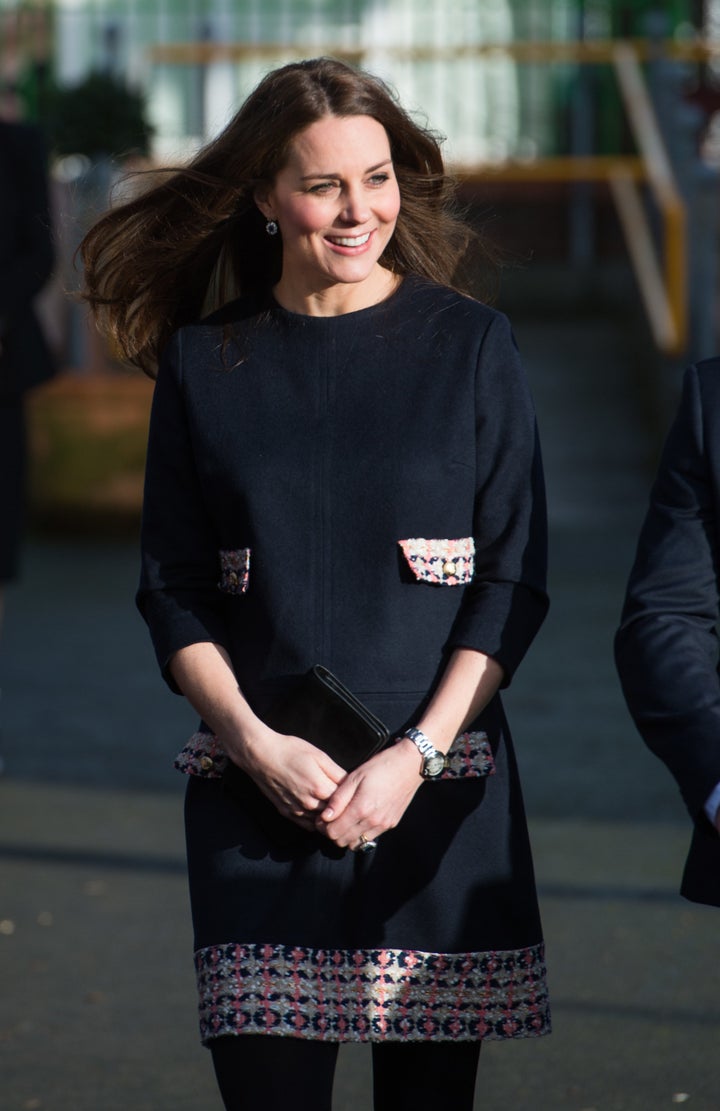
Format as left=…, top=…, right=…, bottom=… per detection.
left=454, top=156, right=646, bottom=184
left=147, top=38, right=720, bottom=67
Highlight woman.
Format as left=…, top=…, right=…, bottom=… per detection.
left=81, top=57, right=550, bottom=1111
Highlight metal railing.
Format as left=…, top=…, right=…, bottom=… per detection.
left=610, top=43, right=687, bottom=356
left=452, top=40, right=689, bottom=355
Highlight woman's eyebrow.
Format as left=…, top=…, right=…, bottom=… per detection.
left=299, top=158, right=393, bottom=181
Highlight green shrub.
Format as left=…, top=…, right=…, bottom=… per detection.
left=40, top=71, right=153, bottom=160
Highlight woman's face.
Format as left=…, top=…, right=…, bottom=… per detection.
left=256, top=114, right=401, bottom=307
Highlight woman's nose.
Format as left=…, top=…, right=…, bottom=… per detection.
left=340, top=185, right=370, bottom=224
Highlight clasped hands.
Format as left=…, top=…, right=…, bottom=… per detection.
left=235, top=729, right=423, bottom=851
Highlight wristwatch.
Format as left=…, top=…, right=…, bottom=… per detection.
left=403, top=727, right=448, bottom=779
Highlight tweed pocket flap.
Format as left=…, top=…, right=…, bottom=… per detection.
left=438, top=730, right=495, bottom=780
left=399, top=537, right=475, bottom=585
left=218, top=547, right=251, bottom=594
left=174, top=732, right=228, bottom=778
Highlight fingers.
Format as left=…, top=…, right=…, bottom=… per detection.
left=286, top=807, right=379, bottom=848
left=317, top=753, right=421, bottom=848
left=254, top=738, right=347, bottom=820
left=314, top=751, right=347, bottom=786
left=276, top=789, right=327, bottom=822
left=340, top=823, right=382, bottom=852
left=286, top=812, right=320, bottom=833
left=250, top=738, right=411, bottom=850
left=315, top=771, right=386, bottom=847
left=318, top=774, right=358, bottom=823
left=263, top=792, right=327, bottom=832
left=319, top=808, right=384, bottom=850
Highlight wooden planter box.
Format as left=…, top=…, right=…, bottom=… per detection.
left=27, top=372, right=154, bottom=536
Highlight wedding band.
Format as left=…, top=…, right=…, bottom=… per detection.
left=358, top=834, right=378, bottom=853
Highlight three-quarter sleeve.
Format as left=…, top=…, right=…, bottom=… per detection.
left=447, top=313, right=549, bottom=684
left=136, top=333, right=231, bottom=692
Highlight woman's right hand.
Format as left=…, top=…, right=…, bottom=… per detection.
left=166, top=644, right=346, bottom=832
left=229, top=727, right=347, bottom=833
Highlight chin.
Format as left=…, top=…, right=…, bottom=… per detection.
left=325, top=260, right=381, bottom=284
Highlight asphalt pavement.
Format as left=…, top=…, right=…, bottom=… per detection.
left=2, top=299, right=719, bottom=1111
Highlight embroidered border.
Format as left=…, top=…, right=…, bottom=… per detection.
left=175, top=729, right=495, bottom=781
left=399, top=537, right=475, bottom=586
left=194, top=941, right=550, bottom=1043
left=218, top=548, right=251, bottom=595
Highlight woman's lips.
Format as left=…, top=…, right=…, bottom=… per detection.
left=326, top=231, right=372, bottom=249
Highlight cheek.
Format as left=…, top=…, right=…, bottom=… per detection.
left=379, top=185, right=401, bottom=227
left=283, top=199, right=327, bottom=238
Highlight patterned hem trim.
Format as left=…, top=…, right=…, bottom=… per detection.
left=399, top=537, right=475, bottom=585
left=175, top=729, right=495, bottom=781
left=195, top=941, right=550, bottom=1044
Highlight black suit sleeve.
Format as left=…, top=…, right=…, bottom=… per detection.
left=615, top=362, right=720, bottom=820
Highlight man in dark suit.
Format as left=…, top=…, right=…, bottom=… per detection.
left=0, top=86, right=55, bottom=619
left=615, top=359, right=720, bottom=906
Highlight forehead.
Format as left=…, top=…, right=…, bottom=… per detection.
left=284, top=115, right=392, bottom=170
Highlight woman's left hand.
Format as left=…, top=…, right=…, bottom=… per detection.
left=315, top=740, right=422, bottom=849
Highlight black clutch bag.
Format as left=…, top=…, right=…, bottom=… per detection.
left=264, top=665, right=390, bottom=771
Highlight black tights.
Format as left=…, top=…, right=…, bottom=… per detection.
left=210, top=1034, right=481, bottom=1111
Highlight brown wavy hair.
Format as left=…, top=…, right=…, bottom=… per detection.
left=80, top=56, right=493, bottom=377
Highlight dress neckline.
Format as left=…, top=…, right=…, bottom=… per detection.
left=267, top=274, right=414, bottom=325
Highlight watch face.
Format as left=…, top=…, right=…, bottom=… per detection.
left=424, top=753, right=446, bottom=778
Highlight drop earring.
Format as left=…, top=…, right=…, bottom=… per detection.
left=265, top=219, right=279, bottom=236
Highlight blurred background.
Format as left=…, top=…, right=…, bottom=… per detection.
left=0, top=0, right=716, bottom=532
left=0, top=0, right=718, bottom=533
left=3, top=3, right=720, bottom=1110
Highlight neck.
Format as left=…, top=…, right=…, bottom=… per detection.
left=272, top=267, right=400, bottom=317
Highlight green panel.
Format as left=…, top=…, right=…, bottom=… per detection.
left=608, top=0, right=694, bottom=35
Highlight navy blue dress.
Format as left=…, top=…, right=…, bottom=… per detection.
left=137, top=275, right=551, bottom=1045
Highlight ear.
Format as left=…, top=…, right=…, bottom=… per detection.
left=253, top=185, right=274, bottom=222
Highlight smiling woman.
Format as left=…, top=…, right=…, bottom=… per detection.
left=79, top=57, right=483, bottom=378
left=78, top=57, right=550, bottom=1111
left=253, top=115, right=401, bottom=315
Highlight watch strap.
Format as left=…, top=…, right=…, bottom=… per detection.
left=404, top=726, right=438, bottom=756
left=403, top=727, right=447, bottom=777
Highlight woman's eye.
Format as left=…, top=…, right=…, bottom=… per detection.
left=308, top=181, right=337, bottom=194
left=368, top=173, right=390, bottom=186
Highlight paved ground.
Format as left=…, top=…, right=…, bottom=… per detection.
left=2, top=302, right=719, bottom=1111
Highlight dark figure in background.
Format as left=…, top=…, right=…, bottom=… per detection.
left=0, top=99, right=55, bottom=629
left=616, top=359, right=720, bottom=907
left=80, top=58, right=550, bottom=1111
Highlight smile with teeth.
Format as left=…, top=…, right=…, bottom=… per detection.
left=327, top=232, right=371, bottom=247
